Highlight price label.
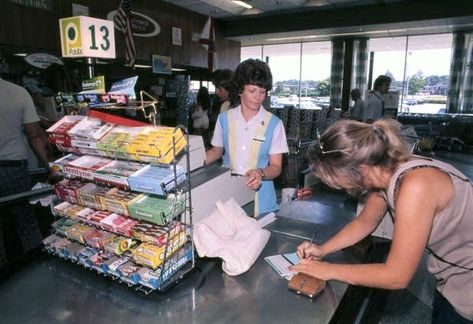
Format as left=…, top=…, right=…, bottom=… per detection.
left=59, top=16, right=116, bottom=59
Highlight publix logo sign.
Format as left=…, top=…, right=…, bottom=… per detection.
left=107, top=10, right=160, bottom=37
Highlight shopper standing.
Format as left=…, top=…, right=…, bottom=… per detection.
left=349, top=88, right=364, bottom=121
left=0, top=77, right=50, bottom=267
left=205, top=59, right=288, bottom=216
left=191, top=86, right=211, bottom=147
left=363, top=75, right=391, bottom=123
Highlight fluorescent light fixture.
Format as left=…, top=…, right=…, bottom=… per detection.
left=14, top=53, right=28, bottom=57
left=134, top=64, right=152, bottom=68
left=172, top=68, right=187, bottom=72
left=232, top=1, right=252, bottom=9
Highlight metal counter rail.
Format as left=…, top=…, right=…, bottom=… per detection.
left=0, top=186, right=54, bottom=207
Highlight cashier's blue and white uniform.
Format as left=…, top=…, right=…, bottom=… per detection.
left=212, top=105, right=288, bottom=216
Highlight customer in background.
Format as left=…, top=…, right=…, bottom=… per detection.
left=212, top=69, right=234, bottom=114
left=0, top=77, right=51, bottom=267
left=291, top=119, right=473, bottom=324
left=317, top=106, right=339, bottom=135
left=191, top=86, right=210, bottom=147
left=349, top=88, right=364, bottom=121
left=363, top=75, right=391, bottom=123
left=205, top=59, right=288, bottom=216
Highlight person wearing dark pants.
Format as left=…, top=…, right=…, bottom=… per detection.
left=0, top=77, right=50, bottom=267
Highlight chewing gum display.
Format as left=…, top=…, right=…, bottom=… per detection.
left=104, top=237, right=137, bottom=255
left=93, top=160, right=146, bottom=189
left=128, top=194, right=185, bottom=226
left=132, top=221, right=184, bottom=247
left=52, top=218, right=78, bottom=237
left=99, top=213, right=138, bottom=237
left=46, top=115, right=84, bottom=147
left=132, top=231, right=187, bottom=269
left=77, top=183, right=107, bottom=210
left=63, top=155, right=112, bottom=180
left=128, top=164, right=186, bottom=196
left=49, top=153, right=81, bottom=174
left=96, top=188, right=142, bottom=216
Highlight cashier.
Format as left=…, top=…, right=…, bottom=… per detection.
left=291, top=119, right=473, bottom=323
left=205, top=59, right=288, bottom=216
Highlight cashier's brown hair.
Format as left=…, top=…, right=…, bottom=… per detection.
left=308, top=119, right=412, bottom=193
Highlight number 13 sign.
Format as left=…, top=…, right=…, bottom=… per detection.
left=60, top=16, right=116, bottom=59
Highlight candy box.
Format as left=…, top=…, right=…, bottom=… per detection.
left=85, top=210, right=113, bottom=227
left=131, top=221, right=184, bottom=247
left=51, top=237, right=72, bottom=256
left=99, top=213, right=138, bottom=237
left=77, top=182, right=106, bottom=210
left=63, top=155, right=112, bottom=180
left=42, top=234, right=63, bottom=253
left=106, top=255, right=131, bottom=277
left=66, top=223, right=94, bottom=244
left=46, top=115, right=84, bottom=148
left=128, top=164, right=186, bottom=196
left=77, top=246, right=99, bottom=268
left=54, top=178, right=86, bottom=204
left=52, top=217, right=78, bottom=236
left=116, top=260, right=140, bottom=285
left=89, top=250, right=116, bottom=273
left=49, top=153, right=81, bottom=174
left=97, top=188, right=142, bottom=216
left=132, top=231, right=187, bottom=269
left=93, top=160, right=146, bottom=189
left=128, top=194, right=185, bottom=226
left=62, top=241, right=85, bottom=261
left=83, top=229, right=114, bottom=249
left=104, top=237, right=137, bottom=255
left=53, top=201, right=73, bottom=217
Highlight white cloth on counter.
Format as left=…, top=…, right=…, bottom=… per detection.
left=193, top=198, right=275, bottom=276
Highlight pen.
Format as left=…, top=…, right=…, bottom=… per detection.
left=304, top=232, right=317, bottom=259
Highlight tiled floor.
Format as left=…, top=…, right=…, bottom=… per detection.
left=279, top=150, right=473, bottom=323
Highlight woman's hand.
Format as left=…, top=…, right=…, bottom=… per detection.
left=296, top=241, right=324, bottom=260
left=245, top=168, right=263, bottom=190
left=289, top=259, right=331, bottom=281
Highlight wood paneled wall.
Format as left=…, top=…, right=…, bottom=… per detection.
left=0, top=0, right=240, bottom=70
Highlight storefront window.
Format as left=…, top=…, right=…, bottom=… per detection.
left=241, top=46, right=263, bottom=61
left=301, top=41, right=331, bottom=109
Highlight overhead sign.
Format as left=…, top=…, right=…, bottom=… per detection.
left=106, top=10, right=160, bottom=37
left=59, top=16, right=116, bottom=59
left=24, top=53, right=64, bottom=69
left=109, top=76, right=138, bottom=99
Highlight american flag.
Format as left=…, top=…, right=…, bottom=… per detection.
left=199, top=17, right=215, bottom=72
left=114, top=0, right=136, bottom=68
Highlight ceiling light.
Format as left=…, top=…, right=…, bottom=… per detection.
left=171, top=68, right=187, bottom=72
left=134, top=64, right=152, bottom=68
left=232, top=1, right=253, bottom=9
left=14, top=53, right=28, bottom=57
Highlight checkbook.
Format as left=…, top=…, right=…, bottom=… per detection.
left=265, top=252, right=299, bottom=280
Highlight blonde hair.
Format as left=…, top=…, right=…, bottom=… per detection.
left=308, top=119, right=412, bottom=193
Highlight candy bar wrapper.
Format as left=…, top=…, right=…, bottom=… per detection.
left=53, top=201, right=73, bottom=217
left=63, top=155, right=112, bottom=180
left=104, top=237, right=137, bottom=255
left=42, top=234, right=63, bottom=253
left=54, top=178, right=86, bottom=204
left=89, top=250, right=116, bottom=273
left=46, top=115, right=84, bottom=148
left=116, top=260, right=140, bottom=285
left=49, top=153, right=81, bottom=174
left=62, top=241, right=85, bottom=261
left=66, top=223, right=94, bottom=244
left=99, top=213, right=138, bottom=237
left=132, top=221, right=183, bottom=247
left=132, top=231, right=187, bottom=269
left=64, top=204, right=92, bottom=220
left=106, top=255, right=131, bottom=277
left=86, top=210, right=113, bottom=227
left=51, top=237, right=73, bottom=255
left=52, top=218, right=78, bottom=237
left=93, top=160, right=146, bottom=189
left=77, top=246, right=99, bottom=268
left=75, top=206, right=96, bottom=223
left=97, top=188, right=142, bottom=216
left=137, top=244, right=192, bottom=289
left=77, top=182, right=107, bottom=210
left=83, top=229, right=114, bottom=249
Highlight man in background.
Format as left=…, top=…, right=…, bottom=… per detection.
left=349, top=88, right=364, bottom=121
left=0, top=77, right=50, bottom=267
left=363, top=75, right=391, bottom=123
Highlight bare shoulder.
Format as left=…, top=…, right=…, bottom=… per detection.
left=398, top=166, right=453, bottom=209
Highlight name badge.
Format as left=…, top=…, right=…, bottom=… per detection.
left=253, top=135, right=266, bottom=142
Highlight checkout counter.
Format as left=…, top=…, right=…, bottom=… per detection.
left=0, top=196, right=391, bottom=323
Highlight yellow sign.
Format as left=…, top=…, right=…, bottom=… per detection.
left=59, top=16, right=115, bottom=59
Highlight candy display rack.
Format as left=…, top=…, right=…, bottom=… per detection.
left=44, top=114, right=195, bottom=295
